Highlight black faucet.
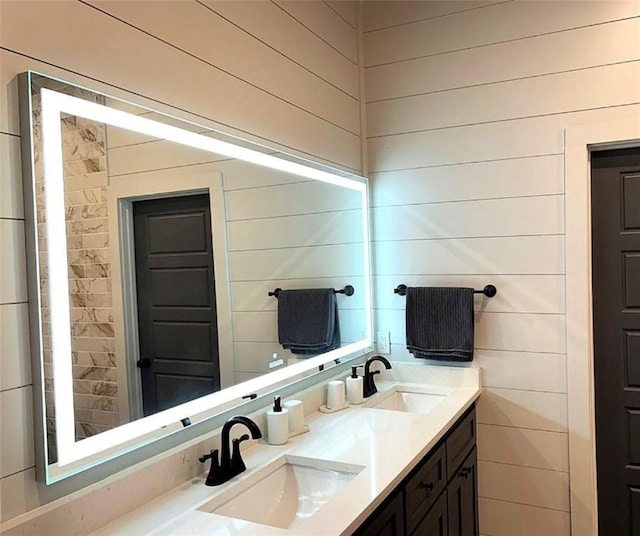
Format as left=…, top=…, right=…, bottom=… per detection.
left=363, top=355, right=392, bottom=398
left=199, top=415, right=262, bottom=486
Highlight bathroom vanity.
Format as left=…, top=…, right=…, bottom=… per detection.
left=81, top=365, right=480, bottom=536
left=355, top=405, right=477, bottom=536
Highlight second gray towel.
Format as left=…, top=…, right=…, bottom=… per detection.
left=405, top=287, right=474, bottom=362
left=277, top=288, right=340, bottom=355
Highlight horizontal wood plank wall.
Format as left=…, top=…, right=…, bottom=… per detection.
left=0, top=0, right=361, bottom=523
left=363, top=1, right=640, bottom=534
left=108, top=134, right=366, bottom=379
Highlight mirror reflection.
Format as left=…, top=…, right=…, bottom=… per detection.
left=22, top=73, right=370, bottom=474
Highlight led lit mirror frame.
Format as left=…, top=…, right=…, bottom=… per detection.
left=19, top=72, right=373, bottom=482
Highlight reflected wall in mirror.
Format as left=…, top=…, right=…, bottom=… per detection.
left=19, top=72, right=372, bottom=482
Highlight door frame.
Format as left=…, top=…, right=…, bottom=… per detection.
left=566, top=112, right=640, bottom=536
left=108, top=172, right=234, bottom=422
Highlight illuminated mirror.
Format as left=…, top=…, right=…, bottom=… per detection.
left=19, top=72, right=372, bottom=482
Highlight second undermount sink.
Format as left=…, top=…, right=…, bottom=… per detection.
left=198, top=455, right=364, bottom=529
left=364, top=385, right=450, bottom=414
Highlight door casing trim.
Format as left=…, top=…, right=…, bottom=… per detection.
left=566, top=112, right=640, bottom=536
left=108, top=172, right=234, bottom=423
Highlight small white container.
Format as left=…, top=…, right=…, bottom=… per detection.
left=283, top=399, right=304, bottom=435
left=346, top=366, right=363, bottom=405
left=326, top=380, right=346, bottom=410
left=266, top=396, right=289, bottom=445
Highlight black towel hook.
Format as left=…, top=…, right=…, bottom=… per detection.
left=394, top=284, right=497, bottom=297
left=269, top=285, right=354, bottom=298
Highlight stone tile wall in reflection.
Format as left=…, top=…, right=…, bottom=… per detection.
left=32, top=83, right=120, bottom=459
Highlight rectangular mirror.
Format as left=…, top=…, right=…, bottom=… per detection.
left=19, top=72, right=372, bottom=482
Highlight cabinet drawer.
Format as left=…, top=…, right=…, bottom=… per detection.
left=446, top=407, right=476, bottom=477
left=404, top=443, right=446, bottom=534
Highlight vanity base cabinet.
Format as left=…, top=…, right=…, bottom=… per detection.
left=354, top=405, right=477, bottom=536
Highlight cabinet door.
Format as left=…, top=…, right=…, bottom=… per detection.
left=355, top=492, right=405, bottom=536
left=410, top=491, right=447, bottom=536
left=447, top=447, right=478, bottom=536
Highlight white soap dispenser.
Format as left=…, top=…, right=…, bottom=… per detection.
left=346, top=365, right=364, bottom=405
left=267, top=396, right=289, bottom=445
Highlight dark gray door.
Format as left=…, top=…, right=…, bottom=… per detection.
left=133, top=194, right=220, bottom=417
left=592, top=147, right=640, bottom=534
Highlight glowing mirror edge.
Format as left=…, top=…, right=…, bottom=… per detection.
left=36, top=86, right=372, bottom=474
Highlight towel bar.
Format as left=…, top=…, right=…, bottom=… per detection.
left=269, top=285, right=355, bottom=298
left=394, top=284, right=497, bottom=297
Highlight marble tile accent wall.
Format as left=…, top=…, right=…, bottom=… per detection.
left=63, top=114, right=118, bottom=443
left=32, top=85, right=118, bottom=459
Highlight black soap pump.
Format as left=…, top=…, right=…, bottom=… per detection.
left=346, top=365, right=364, bottom=405
left=266, top=396, right=289, bottom=445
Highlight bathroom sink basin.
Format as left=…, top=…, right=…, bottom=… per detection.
left=198, top=455, right=364, bottom=529
left=364, top=385, right=449, bottom=414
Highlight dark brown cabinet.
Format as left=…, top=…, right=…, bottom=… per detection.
left=354, top=405, right=477, bottom=536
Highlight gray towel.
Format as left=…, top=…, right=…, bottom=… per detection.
left=277, top=289, right=340, bottom=355
left=405, top=287, right=474, bottom=362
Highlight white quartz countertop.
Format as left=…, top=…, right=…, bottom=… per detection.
left=90, top=372, right=480, bottom=536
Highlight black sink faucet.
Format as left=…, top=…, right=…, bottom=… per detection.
left=199, top=415, right=262, bottom=486
left=363, top=355, right=392, bottom=398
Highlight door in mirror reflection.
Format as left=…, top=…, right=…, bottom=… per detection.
left=132, top=194, right=221, bottom=417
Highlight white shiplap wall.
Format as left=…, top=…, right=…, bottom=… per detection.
left=364, top=1, right=640, bottom=535
left=0, top=0, right=361, bottom=523
left=106, top=129, right=366, bottom=380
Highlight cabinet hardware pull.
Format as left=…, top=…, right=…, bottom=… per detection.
left=459, top=468, right=469, bottom=478
left=420, top=482, right=434, bottom=493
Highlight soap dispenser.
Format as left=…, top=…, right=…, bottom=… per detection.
left=267, top=396, right=289, bottom=445
left=346, top=366, right=364, bottom=405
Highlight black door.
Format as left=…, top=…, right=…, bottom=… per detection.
left=133, top=194, right=221, bottom=416
left=592, top=147, right=640, bottom=534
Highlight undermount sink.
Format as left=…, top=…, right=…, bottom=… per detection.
left=198, top=455, right=364, bottom=529
left=364, top=385, right=449, bottom=414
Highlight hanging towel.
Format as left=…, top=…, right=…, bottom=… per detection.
left=405, top=287, right=474, bottom=362
left=277, top=289, right=340, bottom=355
left=287, top=309, right=341, bottom=355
